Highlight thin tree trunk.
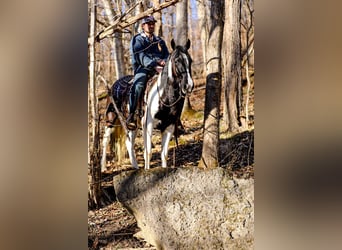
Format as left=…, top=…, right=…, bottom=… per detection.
left=196, top=0, right=207, bottom=76
left=241, top=16, right=253, bottom=129
left=223, top=0, right=242, bottom=132
left=175, top=0, right=194, bottom=115
left=134, top=0, right=149, bottom=33
left=152, top=0, right=162, bottom=36
left=114, top=34, right=125, bottom=78
left=103, top=0, right=126, bottom=78
left=88, top=0, right=103, bottom=209
left=244, top=58, right=251, bottom=127
left=199, top=0, right=224, bottom=169
left=175, top=0, right=187, bottom=45
left=169, top=9, right=175, bottom=46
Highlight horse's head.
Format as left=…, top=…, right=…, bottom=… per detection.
left=168, top=39, right=194, bottom=96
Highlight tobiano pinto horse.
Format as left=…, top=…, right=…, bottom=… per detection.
left=101, top=39, right=194, bottom=171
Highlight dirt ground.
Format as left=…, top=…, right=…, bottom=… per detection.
left=88, top=78, right=254, bottom=249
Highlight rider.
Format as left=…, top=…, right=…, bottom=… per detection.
left=126, top=15, right=170, bottom=130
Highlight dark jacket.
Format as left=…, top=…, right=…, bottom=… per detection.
left=130, top=32, right=169, bottom=73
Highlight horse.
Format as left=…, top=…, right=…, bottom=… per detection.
left=101, top=39, right=194, bottom=171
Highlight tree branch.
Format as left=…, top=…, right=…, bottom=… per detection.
left=92, top=0, right=180, bottom=42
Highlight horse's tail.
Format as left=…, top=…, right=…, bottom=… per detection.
left=112, top=118, right=127, bottom=165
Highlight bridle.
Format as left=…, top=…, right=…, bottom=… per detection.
left=157, top=50, right=191, bottom=108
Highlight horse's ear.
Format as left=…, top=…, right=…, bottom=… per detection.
left=171, top=39, right=176, bottom=50
left=186, top=39, right=191, bottom=50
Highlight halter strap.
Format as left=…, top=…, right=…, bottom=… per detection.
left=156, top=58, right=184, bottom=108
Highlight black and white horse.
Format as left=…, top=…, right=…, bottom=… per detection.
left=101, top=39, right=194, bottom=171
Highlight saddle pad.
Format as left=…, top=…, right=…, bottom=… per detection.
left=112, top=75, right=134, bottom=109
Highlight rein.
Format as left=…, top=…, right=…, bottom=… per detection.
left=157, top=84, right=184, bottom=108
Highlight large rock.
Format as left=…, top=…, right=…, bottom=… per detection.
left=113, top=167, right=254, bottom=249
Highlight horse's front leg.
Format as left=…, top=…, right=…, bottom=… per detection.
left=161, top=124, right=175, bottom=168
left=126, top=130, right=139, bottom=169
left=101, top=126, right=114, bottom=172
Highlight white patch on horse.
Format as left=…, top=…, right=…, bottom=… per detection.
left=182, top=54, right=194, bottom=93
left=126, top=130, right=139, bottom=169
left=168, top=59, right=173, bottom=81
left=101, top=127, right=114, bottom=172
left=150, top=73, right=164, bottom=117
left=160, top=124, right=175, bottom=168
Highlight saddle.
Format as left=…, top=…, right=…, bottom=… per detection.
left=105, top=74, right=158, bottom=127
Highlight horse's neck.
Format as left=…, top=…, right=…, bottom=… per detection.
left=159, top=58, right=174, bottom=91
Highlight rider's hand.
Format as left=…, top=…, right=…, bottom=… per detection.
left=157, top=59, right=166, bottom=66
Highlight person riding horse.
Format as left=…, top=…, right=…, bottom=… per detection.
left=126, top=15, right=169, bottom=130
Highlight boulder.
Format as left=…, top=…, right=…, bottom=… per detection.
left=113, top=167, right=254, bottom=249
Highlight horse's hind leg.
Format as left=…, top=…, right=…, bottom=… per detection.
left=143, top=114, right=154, bottom=170
left=161, top=124, right=175, bottom=168
left=101, top=126, right=114, bottom=172
left=126, top=130, right=139, bottom=169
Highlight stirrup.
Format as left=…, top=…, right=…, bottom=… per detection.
left=127, top=122, right=137, bottom=130
left=126, top=114, right=137, bottom=130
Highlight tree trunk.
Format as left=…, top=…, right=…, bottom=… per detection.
left=199, top=0, right=224, bottom=169
left=168, top=8, right=175, bottom=48
left=175, top=0, right=194, bottom=116
left=103, top=0, right=126, bottom=78
left=196, top=0, right=208, bottom=76
left=114, top=34, right=125, bottom=78
left=152, top=0, right=162, bottom=36
left=134, top=0, right=149, bottom=33
left=223, top=0, right=242, bottom=133
left=175, top=0, right=188, bottom=45
left=88, top=0, right=103, bottom=209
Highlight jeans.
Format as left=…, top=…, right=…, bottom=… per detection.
left=129, top=67, right=152, bottom=114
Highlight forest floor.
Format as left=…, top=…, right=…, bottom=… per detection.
left=88, top=78, right=254, bottom=249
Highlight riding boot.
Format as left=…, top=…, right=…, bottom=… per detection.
left=126, top=113, right=137, bottom=130
left=126, top=91, right=138, bottom=130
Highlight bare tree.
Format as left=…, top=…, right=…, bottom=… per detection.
left=199, top=0, right=224, bottom=169
left=102, top=0, right=126, bottom=78
left=196, top=0, right=208, bottom=76
left=222, top=0, right=242, bottom=132
left=175, top=0, right=188, bottom=45
left=88, top=0, right=103, bottom=209
left=152, top=0, right=163, bottom=36
left=174, top=0, right=194, bottom=115
left=162, top=4, right=176, bottom=50
left=240, top=0, right=254, bottom=128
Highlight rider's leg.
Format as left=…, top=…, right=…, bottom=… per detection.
left=127, top=69, right=148, bottom=130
